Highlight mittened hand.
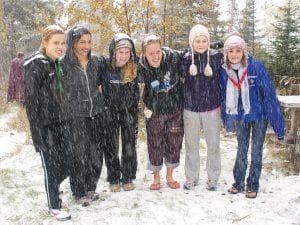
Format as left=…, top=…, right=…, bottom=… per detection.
left=144, top=107, right=153, bottom=119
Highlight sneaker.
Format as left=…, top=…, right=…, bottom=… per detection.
left=183, top=181, right=197, bottom=190
left=87, top=191, right=100, bottom=201
left=49, top=208, right=71, bottom=221
left=109, top=184, right=121, bottom=192
left=75, top=196, right=92, bottom=207
left=206, top=180, right=217, bottom=191
left=206, top=186, right=217, bottom=191
left=123, top=182, right=135, bottom=191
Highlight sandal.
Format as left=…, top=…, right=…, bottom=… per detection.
left=150, top=183, right=161, bottom=190
left=167, top=181, right=180, bottom=189
left=245, top=191, right=257, bottom=198
left=227, top=186, right=239, bottom=194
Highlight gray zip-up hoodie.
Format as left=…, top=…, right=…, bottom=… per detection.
left=61, top=25, right=106, bottom=118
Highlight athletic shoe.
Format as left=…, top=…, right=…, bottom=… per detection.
left=87, top=191, right=100, bottom=201
left=49, top=208, right=71, bottom=221
left=123, top=182, right=135, bottom=191
left=206, top=180, right=217, bottom=191
left=183, top=181, right=198, bottom=190
left=109, top=184, right=121, bottom=192
left=75, top=196, right=91, bottom=207
left=206, top=186, right=217, bottom=191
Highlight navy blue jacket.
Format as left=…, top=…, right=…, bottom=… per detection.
left=99, top=33, right=139, bottom=111
left=182, top=49, right=223, bottom=112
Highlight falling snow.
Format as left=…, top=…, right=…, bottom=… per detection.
left=0, top=106, right=300, bottom=225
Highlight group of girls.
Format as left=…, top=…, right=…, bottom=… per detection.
left=24, top=23, right=285, bottom=221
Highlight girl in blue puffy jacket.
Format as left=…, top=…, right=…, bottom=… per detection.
left=220, top=32, right=285, bottom=198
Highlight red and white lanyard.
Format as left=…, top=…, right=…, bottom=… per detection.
left=228, top=70, right=247, bottom=89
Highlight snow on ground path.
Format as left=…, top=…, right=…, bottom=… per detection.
left=0, top=107, right=27, bottom=159
left=0, top=109, right=300, bottom=225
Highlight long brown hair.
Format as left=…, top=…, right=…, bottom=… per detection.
left=111, top=56, right=137, bottom=83
left=39, top=25, right=64, bottom=54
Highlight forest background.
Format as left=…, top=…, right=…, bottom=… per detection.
left=0, top=0, right=299, bottom=90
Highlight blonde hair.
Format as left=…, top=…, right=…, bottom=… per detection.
left=122, top=60, right=137, bottom=83
left=39, top=25, right=64, bottom=54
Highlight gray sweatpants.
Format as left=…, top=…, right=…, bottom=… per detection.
left=184, top=108, right=221, bottom=187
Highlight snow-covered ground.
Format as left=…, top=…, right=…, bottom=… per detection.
left=0, top=106, right=300, bottom=225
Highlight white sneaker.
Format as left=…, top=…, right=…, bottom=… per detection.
left=49, top=208, right=71, bottom=221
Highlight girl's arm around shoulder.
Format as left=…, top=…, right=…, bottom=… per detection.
left=171, top=47, right=189, bottom=61
left=98, top=55, right=110, bottom=71
left=137, top=62, right=146, bottom=84
left=98, top=54, right=107, bottom=64
left=89, top=53, right=100, bottom=65
left=210, top=49, right=224, bottom=66
left=98, top=55, right=110, bottom=83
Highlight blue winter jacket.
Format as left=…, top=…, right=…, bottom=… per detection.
left=219, top=56, right=285, bottom=139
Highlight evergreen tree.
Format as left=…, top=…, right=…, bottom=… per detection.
left=270, top=0, right=300, bottom=79
left=192, top=0, right=223, bottom=42
left=226, top=0, right=240, bottom=32
left=240, top=0, right=256, bottom=55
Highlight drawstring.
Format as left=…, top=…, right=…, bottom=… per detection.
left=54, top=59, right=64, bottom=93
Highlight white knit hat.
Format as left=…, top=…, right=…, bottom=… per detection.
left=189, top=24, right=212, bottom=76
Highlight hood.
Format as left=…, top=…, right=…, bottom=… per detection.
left=64, top=25, right=91, bottom=65
left=108, top=33, right=138, bottom=65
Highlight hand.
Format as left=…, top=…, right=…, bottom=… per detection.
left=210, top=41, right=224, bottom=49
left=277, top=136, right=286, bottom=145
left=144, top=107, right=152, bottom=119
left=278, top=136, right=284, bottom=141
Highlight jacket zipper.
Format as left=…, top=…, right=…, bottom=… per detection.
left=83, top=68, right=93, bottom=117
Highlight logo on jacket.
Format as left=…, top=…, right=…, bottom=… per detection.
left=150, top=72, right=177, bottom=93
